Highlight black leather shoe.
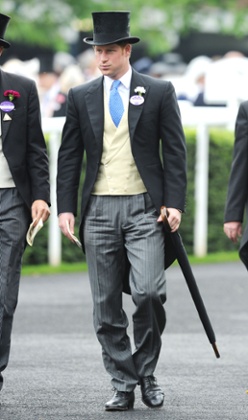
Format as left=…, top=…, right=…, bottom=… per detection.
left=105, top=389, right=135, bottom=411
left=140, top=375, right=164, bottom=408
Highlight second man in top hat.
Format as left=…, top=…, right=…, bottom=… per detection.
left=57, top=11, right=187, bottom=411
left=0, top=12, right=50, bottom=392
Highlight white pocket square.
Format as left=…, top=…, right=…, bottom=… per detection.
left=3, top=113, right=12, bottom=121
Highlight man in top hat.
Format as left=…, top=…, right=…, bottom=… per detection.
left=224, top=101, right=248, bottom=268
left=0, top=13, right=50, bottom=390
left=57, top=11, right=186, bottom=411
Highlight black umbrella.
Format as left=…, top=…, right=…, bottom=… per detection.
left=161, top=206, right=220, bottom=359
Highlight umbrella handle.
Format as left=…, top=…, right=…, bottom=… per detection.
left=160, top=206, right=182, bottom=232
left=160, top=206, right=171, bottom=232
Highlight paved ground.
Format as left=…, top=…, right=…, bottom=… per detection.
left=0, top=261, right=247, bottom=419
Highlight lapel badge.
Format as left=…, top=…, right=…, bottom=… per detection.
left=130, top=95, right=144, bottom=106
left=0, top=101, right=15, bottom=112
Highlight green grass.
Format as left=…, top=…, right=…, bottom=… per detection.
left=187, top=251, right=240, bottom=265
left=21, top=251, right=240, bottom=276
left=21, top=262, right=88, bottom=276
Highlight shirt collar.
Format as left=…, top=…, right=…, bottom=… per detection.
left=104, top=66, right=132, bottom=92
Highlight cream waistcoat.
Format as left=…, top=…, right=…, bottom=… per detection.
left=92, top=93, right=147, bottom=195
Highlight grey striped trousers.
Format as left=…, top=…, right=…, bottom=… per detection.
left=0, top=188, right=29, bottom=376
left=83, top=193, right=166, bottom=392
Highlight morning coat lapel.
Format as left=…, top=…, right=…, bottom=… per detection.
left=0, top=70, right=14, bottom=140
left=84, top=72, right=148, bottom=147
left=128, top=69, right=149, bottom=142
left=85, top=76, right=104, bottom=149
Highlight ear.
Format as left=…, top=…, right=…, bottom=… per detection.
left=125, top=44, right=132, bottom=57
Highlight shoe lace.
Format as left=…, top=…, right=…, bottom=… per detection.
left=143, top=375, right=157, bottom=387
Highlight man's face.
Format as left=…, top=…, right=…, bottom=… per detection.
left=0, top=46, right=4, bottom=56
left=94, top=43, right=131, bottom=79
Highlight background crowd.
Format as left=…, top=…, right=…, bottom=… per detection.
left=2, top=47, right=248, bottom=118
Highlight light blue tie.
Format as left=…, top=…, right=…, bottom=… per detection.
left=109, top=80, right=124, bottom=127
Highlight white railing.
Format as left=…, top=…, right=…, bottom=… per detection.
left=179, top=102, right=237, bottom=256
left=42, top=117, right=64, bottom=266
left=43, top=104, right=237, bottom=265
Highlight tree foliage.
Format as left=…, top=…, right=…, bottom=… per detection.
left=2, top=0, right=248, bottom=54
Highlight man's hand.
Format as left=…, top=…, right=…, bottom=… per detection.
left=58, top=212, right=76, bottom=242
left=224, top=221, right=242, bottom=243
left=158, top=207, right=182, bottom=232
left=31, top=200, right=50, bottom=225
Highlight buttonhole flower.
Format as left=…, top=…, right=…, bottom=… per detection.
left=4, top=90, right=21, bottom=101
left=134, top=86, right=146, bottom=96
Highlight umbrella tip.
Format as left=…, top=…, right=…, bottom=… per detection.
left=212, top=342, right=220, bottom=358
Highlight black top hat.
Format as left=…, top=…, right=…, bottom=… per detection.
left=0, top=13, right=10, bottom=49
left=83, top=11, right=140, bottom=46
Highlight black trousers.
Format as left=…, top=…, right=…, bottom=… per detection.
left=0, top=188, right=29, bottom=382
